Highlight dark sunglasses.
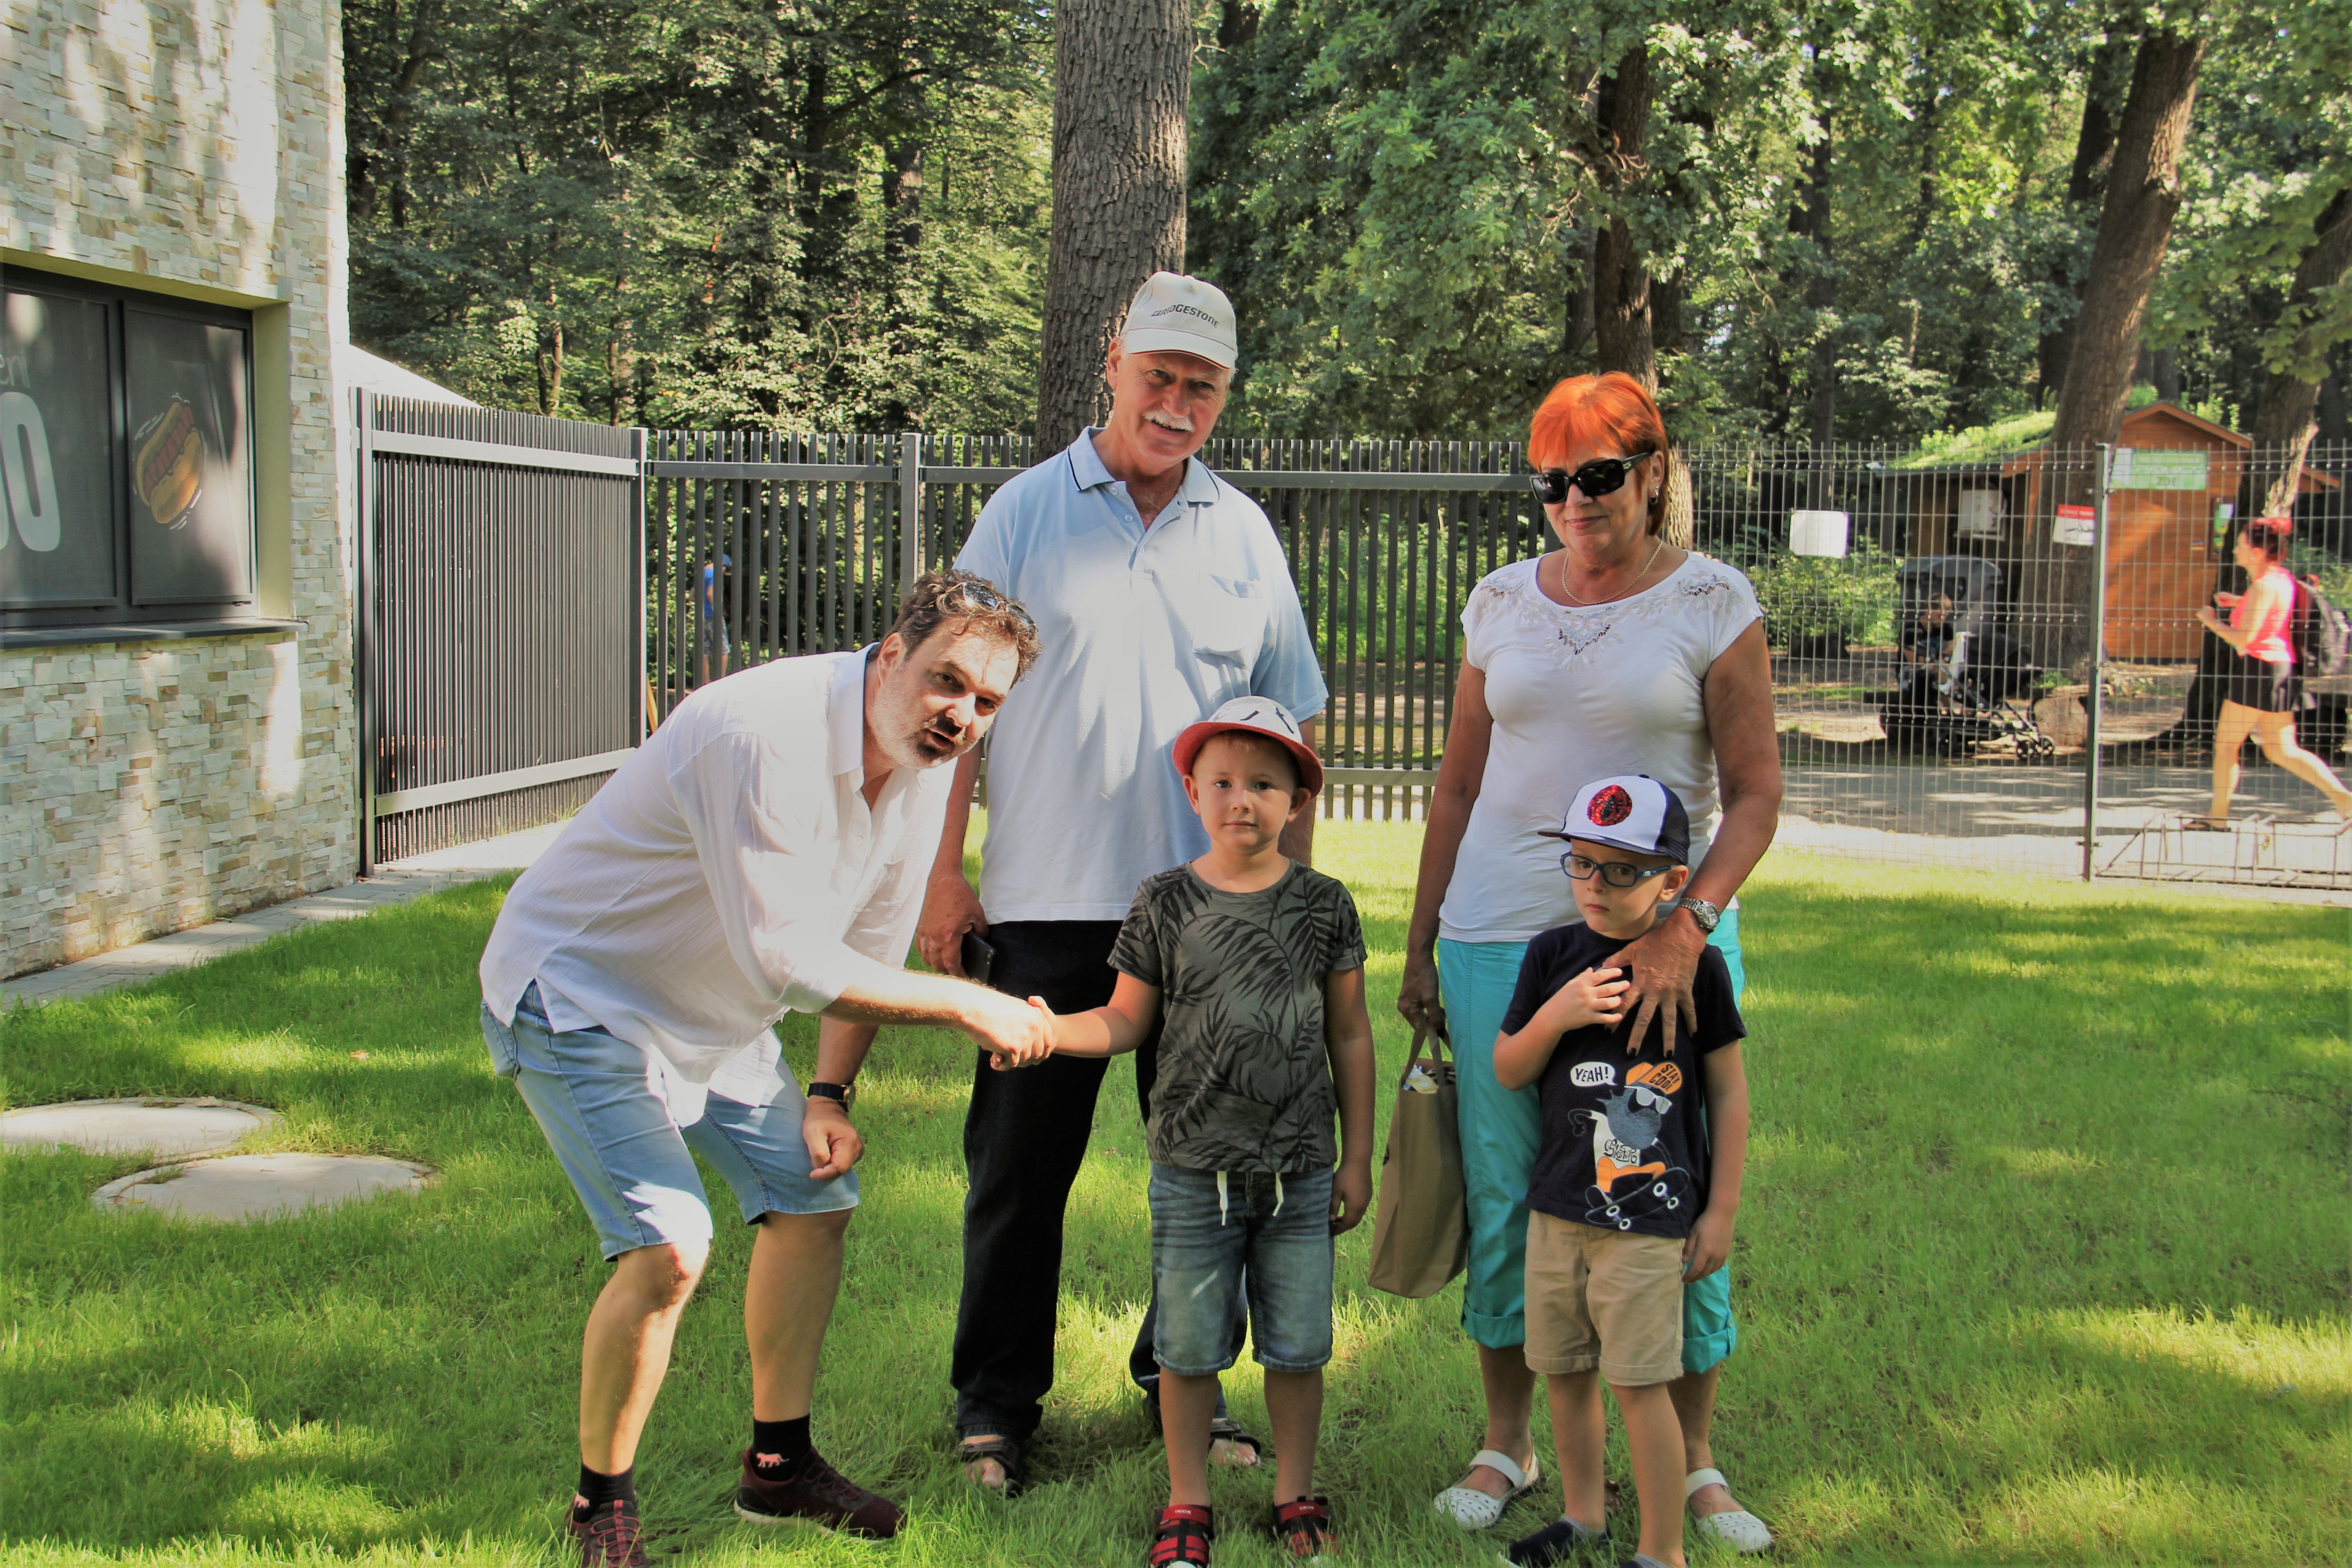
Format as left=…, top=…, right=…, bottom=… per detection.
left=1529, top=452, right=1654, bottom=506
left=1560, top=852, right=1678, bottom=888
left=944, top=581, right=1035, bottom=631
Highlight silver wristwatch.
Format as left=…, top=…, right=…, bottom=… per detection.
left=1677, top=897, right=1722, bottom=936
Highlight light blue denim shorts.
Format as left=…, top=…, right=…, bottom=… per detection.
left=1150, top=1163, right=1336, bottom=1376
left=480, top=984, right=857, bottom=1260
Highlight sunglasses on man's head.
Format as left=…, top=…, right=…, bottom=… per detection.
left=944, top=581, right=1035, bottom=631
left=1529, top=452, right=1653, bottom=506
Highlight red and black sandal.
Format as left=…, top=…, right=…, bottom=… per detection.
left=1148, top=1504, right=1215, bottom=1568
left=1271, top=1495, right=1337, bottom=1560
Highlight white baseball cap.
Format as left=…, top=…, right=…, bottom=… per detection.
left=1119, top=272, right=1239, bottom=369
left=1537, top=774, right=1692, bottom=865
left=1172, top=696, right=1323, bottom=794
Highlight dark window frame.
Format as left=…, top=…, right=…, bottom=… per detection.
left=2, top=266, right=258, bottom=634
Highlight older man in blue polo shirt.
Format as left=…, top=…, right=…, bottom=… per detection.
left=916, top=273, right=1329, bottom=1489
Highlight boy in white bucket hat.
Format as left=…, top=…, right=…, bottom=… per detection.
left=1036, top=697, right=1372, bottom=1565
left=1489, top=775, right=1753, bottom=1568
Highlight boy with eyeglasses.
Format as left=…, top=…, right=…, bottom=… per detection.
left=1489, top=775, right=1750, bottom=1568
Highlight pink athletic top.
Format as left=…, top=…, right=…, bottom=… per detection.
left=2231, top=567, right=2296, bottom=665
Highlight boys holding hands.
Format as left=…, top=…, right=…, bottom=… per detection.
left=1494, top=777, right=1749, bottom=1568
left=1039, top=697, right=1376, bottom=1564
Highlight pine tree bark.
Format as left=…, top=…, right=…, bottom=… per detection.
left=1589, top=43, right=1657, bottom=396
left=2037, top=29, right=2203, bottom=670
left=1034, top=0, right=1193, bottom=451
left=2035, top=33, right=2134, bottom=406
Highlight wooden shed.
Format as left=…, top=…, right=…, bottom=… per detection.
left=1901, top=403, right=2337, bottom=662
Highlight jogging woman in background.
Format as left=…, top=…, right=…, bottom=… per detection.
left=2192, top=515, right=2352, bottom=827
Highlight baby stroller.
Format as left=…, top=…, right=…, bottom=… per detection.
left=1874, top=557, right=2055, bottom=758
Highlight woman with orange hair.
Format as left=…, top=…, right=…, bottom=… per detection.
left=1399, top=373, right=1781, bottom=1555
left=2190, top=514, right=2352, bottom=828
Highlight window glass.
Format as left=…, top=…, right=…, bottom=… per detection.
left=1, top=289, right=118, bottom=608
left=126, top=310, right=252, bottom=605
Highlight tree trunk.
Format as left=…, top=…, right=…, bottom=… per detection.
left=2037, top=29, right=2203, bottom=672
left=1588, top=43, right=1657, bottom=395
left=2151, top=346, right=2180, bottom=404
left=1563, top=225, right=1597, bottom=360
left=1034, top=0, right=1193, bottom=451
left=1802, top=123, right=1836, bottom=450
left=2035, top=32, right=2134, bottom=406
left=881, top=135, right=925, bottom=430
left=2244, top=181, right=2352, bottom=513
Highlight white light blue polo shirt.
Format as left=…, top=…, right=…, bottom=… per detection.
left=955, top=430, right=1328, bottom=921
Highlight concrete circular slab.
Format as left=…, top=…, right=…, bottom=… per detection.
left=92, top=1154, right=434, bottom=1223
left=3, top=1098, right=279, bottom=1158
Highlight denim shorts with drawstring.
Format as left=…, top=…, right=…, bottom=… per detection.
left=1148, top=1162, right=1336, bottom=1377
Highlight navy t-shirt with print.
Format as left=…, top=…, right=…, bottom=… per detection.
left=1500, top=922, right=1746, bottom=1240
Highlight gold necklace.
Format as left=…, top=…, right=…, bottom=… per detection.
left=1554, top=535, right=1667, bottom=608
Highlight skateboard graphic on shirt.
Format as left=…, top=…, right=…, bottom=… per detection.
left=1574, top=1060, right=1695, bottom=1230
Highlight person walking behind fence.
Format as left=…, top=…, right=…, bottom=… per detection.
left=916, top=272, right=1329, bottom=1491
left=1036, top=699, right=1375, bottom=1565
left=1395, top=372, right=1779, bottom=1554
left=478, top=570, right=1052, bottom=1566
left=1490, top=776, right=1750, bottom=1568
left=2189, top=516, right=2352, bottom=829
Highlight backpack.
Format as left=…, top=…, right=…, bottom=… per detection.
left=2293, top=575, right=2352, bottom=677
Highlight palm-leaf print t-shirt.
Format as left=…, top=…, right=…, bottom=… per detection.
left=1502, top=922, right=1746, bottom=1240
left=1111, top=861, right=1367, bottom=1173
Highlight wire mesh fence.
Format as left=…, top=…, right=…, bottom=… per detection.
left=630, top=424, right=2350, bottom=890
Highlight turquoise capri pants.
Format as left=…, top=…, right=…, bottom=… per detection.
left=1439, top=910, right=1744, bottom=1372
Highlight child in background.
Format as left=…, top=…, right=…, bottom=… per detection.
left=1492, top=776, right=1750, bottom=1568
left=1039, top=696, right=1376, bottom=1565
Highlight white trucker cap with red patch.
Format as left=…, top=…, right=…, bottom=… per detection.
left=1538, top=774, right=1692, bottom=865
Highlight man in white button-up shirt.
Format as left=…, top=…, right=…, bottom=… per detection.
left=479, top=572, right=1049, bottom=1558
left=916, top=274, right=1329, bottom=1490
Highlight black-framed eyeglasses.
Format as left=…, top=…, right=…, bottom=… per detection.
left=1530, top=452, right=1654, bottom=506
left=1561, top=852, right=1677, bottom=888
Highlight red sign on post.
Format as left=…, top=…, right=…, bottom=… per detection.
left=2053, top=503, right=2096, bottom=547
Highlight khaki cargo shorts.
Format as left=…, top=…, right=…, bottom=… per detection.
left=1523, top=1209, right=1685, bottom=1386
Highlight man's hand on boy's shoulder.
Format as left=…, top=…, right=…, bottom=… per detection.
left=1330, top=1158, right=1373, bottom=1235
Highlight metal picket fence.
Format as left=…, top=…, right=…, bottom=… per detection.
left=363, top=397, right=2350, bottom=890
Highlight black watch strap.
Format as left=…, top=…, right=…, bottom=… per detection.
left=807, top=1080, right=854, bottom=1109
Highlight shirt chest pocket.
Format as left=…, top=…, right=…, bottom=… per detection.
left=1181, top=574, right=1269, bottom=670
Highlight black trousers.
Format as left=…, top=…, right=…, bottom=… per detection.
left=952, top=920, right=1211, bottom=1439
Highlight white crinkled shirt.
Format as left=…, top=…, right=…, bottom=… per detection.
left=1437, top=553, right=1764, bottom=945
left=479, top=648, right=951, bottom=1118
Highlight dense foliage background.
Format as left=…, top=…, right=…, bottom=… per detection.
left=346, top=0, right=2352, bottom=444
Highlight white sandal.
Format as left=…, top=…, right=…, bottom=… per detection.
left=1687, top=1467, right=1774, bottom=1553
left=1434, top=1448, right=1538, bottom=1530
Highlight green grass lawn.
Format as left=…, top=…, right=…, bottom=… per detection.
left=3, top=823, right=2347, bottom=1566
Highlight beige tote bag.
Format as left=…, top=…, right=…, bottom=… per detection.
left=1367, top=1026, right=1470, bottom=1298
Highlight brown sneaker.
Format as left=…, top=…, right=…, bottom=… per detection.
left=733, top=1448, right=906, bottom=1539
left=566, top=1497, right=649, bottom=1568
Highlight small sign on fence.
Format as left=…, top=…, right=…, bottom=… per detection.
left=2052, top=503, right=2097, bottom=547
left=2108, top=448, right=2208, bottom=491
left=1788, top=510, right=1849, bottom=557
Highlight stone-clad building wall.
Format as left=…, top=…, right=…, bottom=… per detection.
left=2, top=0, right=355, bottom=976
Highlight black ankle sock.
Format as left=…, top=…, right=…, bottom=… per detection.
left=750, top=1416, right=814, bottom=1479
left=573, top=1463, right=636, bottom=1519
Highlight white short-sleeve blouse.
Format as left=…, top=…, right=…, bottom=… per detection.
left=1436, top=552, right=1764, bottom=945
